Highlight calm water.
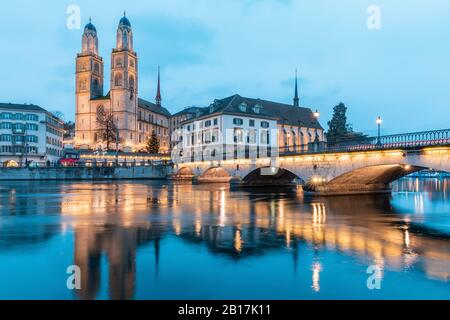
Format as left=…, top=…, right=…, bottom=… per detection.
left=0, top=178, right=449, bottom=300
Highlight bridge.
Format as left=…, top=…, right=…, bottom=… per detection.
left=173, top=129, right=450, bottom=195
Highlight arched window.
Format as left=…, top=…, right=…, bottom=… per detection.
left=129, top=76, right=135, bottom=99
left=79, top=79, right=87, bottom=91
left=115, top=73, right=123, bottom=87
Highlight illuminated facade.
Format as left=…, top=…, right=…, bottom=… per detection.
left=75, top=16, right=171, bottom=153
left=175, top=90, right=325, bottom=162
left=0, top=103, right=64, bottom=165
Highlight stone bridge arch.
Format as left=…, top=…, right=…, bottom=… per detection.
left=196, top=166, right=232, bottom=183
left=312, top=164, right=427, bottom=195
left=241, top=167, right=304, bottom=187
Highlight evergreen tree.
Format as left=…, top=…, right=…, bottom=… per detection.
left=146, top=131, right=160, bottom=154
left=326, top=102, right=369, bottom=145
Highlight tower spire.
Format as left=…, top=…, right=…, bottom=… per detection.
left=155, top=66, right=162, bottom=106
left=293, top=68, right=299, bottom=107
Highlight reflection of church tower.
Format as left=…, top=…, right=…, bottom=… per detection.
left=75, top=19, right=104, bottom=143
left=74, top=228, right=102, bottom=300
left=110, top=13, right=138, bottom=148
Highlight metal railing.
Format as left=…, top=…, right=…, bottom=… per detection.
left=280, top=128, right=450, bottom=156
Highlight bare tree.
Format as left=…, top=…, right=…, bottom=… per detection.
left=96, top=106, right=120, bottom=151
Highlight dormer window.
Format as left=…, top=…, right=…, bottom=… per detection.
left=239, top=103, right=247, bottom=112
left=253, top=104, right=262, bottom=114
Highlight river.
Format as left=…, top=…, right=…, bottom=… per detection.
left=0, top=177, right=448, bottom=299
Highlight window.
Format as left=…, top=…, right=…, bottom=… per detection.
left=94, top=63, right=100, bottom=73
left=130, top=59, right=135, bottom=68
left=129, top=76, right=135, bottom=91
left=79, top=79, right=87, bottom=91
left=261, top=121, right=270, bottom=128
left=249, top=119, right=255, bottom=127
left=26, top=135, right=38, bottom=143
left=234, top=128, right=243, bottom=143
left=260, top=130, right=270, bottom=144
left=213, top=118, right=218, bottom=126
left=205, top=120, right=211, bottom=127
left=253, top=105, right=262, bottom=114
left=26, top=123, right=38, bottom=131
left=0, top=134, right=12, bottom=142
left=0, top=122, right=12, bottom=129
left=238, top=103, right=247, bottom=112
left=116, top=58, right=123, bottom=68
left=233, top=118, right=243, bottom=125
left=212, top=129, right=219, bottom=143
left=114, top=73, right=123, bottom=86
left=248, top=129, right=257, bottom=144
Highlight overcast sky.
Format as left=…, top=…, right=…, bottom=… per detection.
left=1, top=0, right=450, bottom=135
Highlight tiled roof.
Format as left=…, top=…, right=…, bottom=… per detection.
left=0, top=102, right=46, bottom=113
left=171, top=106, right=205, bottom=117
left=138, top=98, right=171, bottom=117
left=186, top=94, right=323, bottom=129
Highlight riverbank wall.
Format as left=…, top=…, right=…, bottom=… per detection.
left=0, top=165, right=171, bottom=180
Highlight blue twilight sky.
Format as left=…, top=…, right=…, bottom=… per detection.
left=1, top=0, right=449, bottom=135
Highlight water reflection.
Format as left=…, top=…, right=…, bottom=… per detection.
left=0, top=178, right=449, bottom=299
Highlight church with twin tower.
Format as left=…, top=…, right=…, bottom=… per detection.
left=75, top=14, right=171, bottom=153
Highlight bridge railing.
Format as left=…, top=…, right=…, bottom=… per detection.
left=280, top=128, right=450, bottom=156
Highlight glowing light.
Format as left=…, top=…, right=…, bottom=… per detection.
left=234, top=228, right=243, bottom=253
left=376, top=116, right=382, bottom=125
left=312, top=262, right=322, bottom=292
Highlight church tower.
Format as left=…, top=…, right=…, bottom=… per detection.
left=110, top=13, right=138, bottom=148
left=75, top=19, right=104, bottom=145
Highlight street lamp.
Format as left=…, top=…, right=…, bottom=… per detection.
left=313, top=109, right=320, bottom=119
left=376, top=116, right=382, bottom=146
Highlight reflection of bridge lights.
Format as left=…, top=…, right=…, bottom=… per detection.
left=219, top=190, right=226, bottom=227
left=414, top=194, right=424, bottom=214
left=311, top=262, right=322, bottom=292
left=404, top=165, right=411, bottom=171
left=312, top=203, right=326, bottom=225
left=234, top=229, right=243, bottom=253
left=195, top=221, right=202, bottom=236
left=286, top=226, right=291, bottom=248
left=404, top=229, right=410, bottom=248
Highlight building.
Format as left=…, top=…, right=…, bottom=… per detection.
left=0, top=103, right=64, bottom=166
left=75, top=15, right=171, bottom=153
left=176, top=95, right=279, bottom=163
left=175, top=78, right=325, bottom=162
left=169, top=106, right=204, bottom=150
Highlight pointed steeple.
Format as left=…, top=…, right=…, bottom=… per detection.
left=293, top=68, right=299, bottom=107
left=155, top=66, right=162, bottom=106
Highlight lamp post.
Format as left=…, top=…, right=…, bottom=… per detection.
left=313, top=109, right=320, bottom=119
left=376, top=116, right=382, bottom=146
left=313, top=110, right=320, bottom=143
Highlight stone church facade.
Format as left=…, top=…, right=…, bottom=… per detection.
left=75, top=15, right=170, bottom=153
